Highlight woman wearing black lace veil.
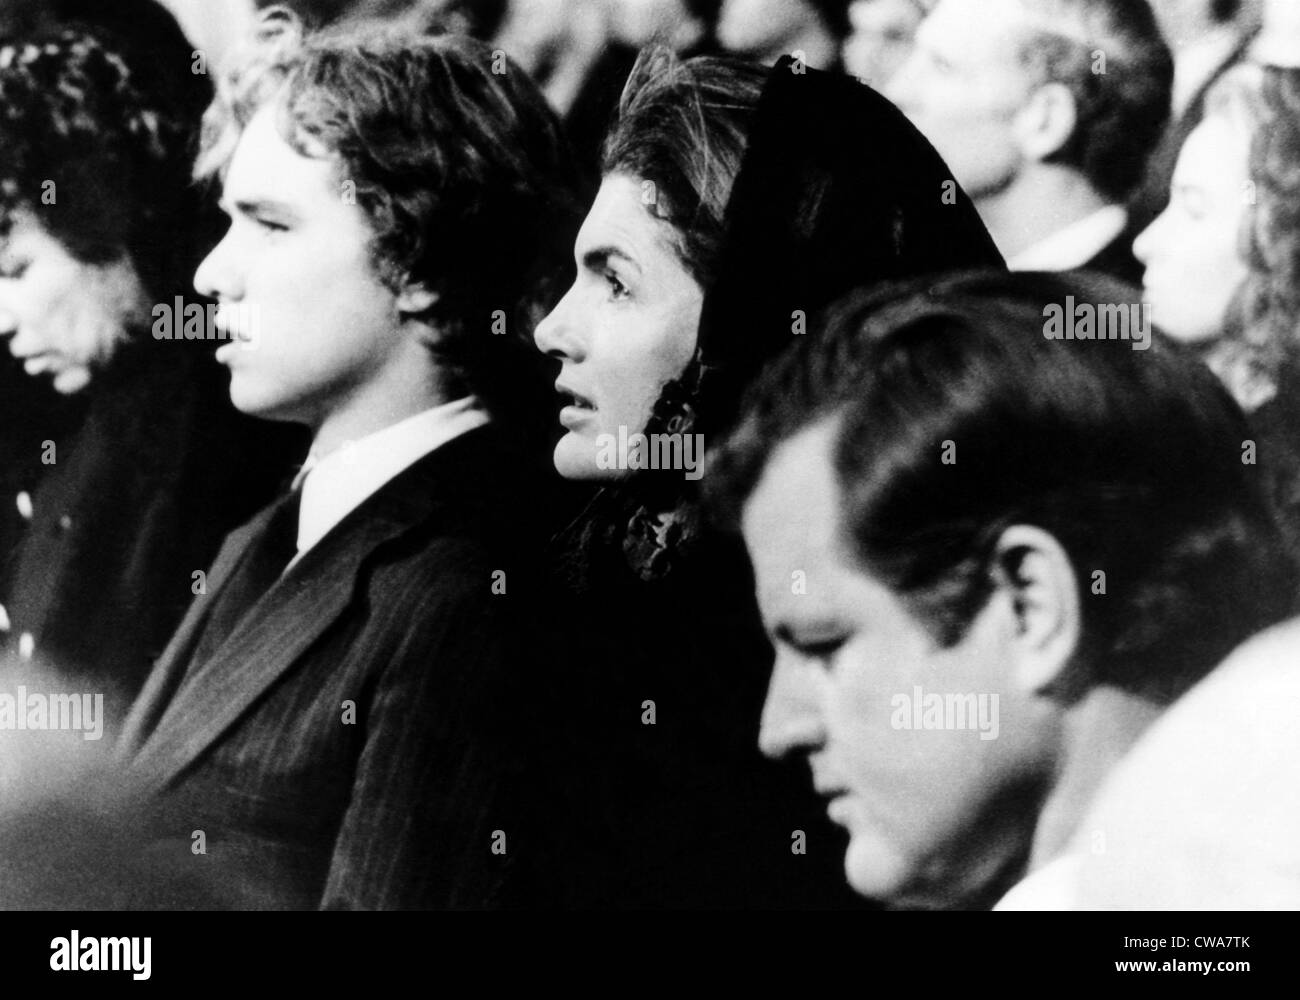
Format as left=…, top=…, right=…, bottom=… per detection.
left=527, top=48, right=1003, bottom=907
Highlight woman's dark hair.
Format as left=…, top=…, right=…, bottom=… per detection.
left=710, top=270, right=1298, bottom=705
left=0, top=23, right=208, bottom=305
left=600, top=47, right=767, bottom=290
left=1232, top=65, right=1300, bottom=388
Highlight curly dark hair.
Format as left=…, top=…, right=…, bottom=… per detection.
left=600, top=47, right=767, bottom=290
left=709, top=270, right=1297, bottom=706
left=0, top=24, right=207, bottom=304
left=198, top=6, right=582, bottom=426
left=1013, top=0, right=1173, bottom=202
left=1233, top=65, right=1300, bottom=384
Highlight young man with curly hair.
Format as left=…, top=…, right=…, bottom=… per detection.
left=115, top=8, right=582, bottom=910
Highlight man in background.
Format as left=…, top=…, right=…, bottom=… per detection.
left=888, top=0, right=1172, bottom=285
left=716, top=0, right=850, bottom=69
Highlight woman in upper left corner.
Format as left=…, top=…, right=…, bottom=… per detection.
left=0, top=17, right=303, bottom=727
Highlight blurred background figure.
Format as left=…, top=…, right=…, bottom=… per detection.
left=1150, top=0, right=1261, bottom=114
left=252, top=0, right=505, bottom=35
left=1256, top=0, right=1300, bottom=66
left=156, top=0, right=257, bottom=71
left=1134, top=63, right=1300, bottom=560
left=493, top=1, right=722, bottom=184
left=0, top=0, right=222, bottom=527
left=842, top=0, right=934, bottom=89
left=492, top=0, right=608, bottom=138
left=568, top=0, right=721, bottom=177
left=716, top=0, right=849, bottom=69
left=606, top=0, right=716, bottom=50
left=0, top=0, right=212, bottom=112
left=1130, top=0, right=1261, bottom=230
left=888, top=0, right=1172, bottom=285
left=0, top=19, right=300, bottom=726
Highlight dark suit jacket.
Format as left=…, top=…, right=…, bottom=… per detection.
left=116, top=423, right=550, bottom=910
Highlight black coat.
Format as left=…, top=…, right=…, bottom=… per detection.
left=519, top=494, right=868, bottom=909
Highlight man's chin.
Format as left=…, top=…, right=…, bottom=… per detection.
left=843, top=827, right=914, bottom=905
left=227, top=383, right=299, bottom=425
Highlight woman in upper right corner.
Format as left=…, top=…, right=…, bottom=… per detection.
left=1134, top=60, right=1300, bottom=563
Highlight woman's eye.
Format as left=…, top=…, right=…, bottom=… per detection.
left=256, top=217, right=289, bottom=234
left=604, top=271, right=629, bottom=300
left=0, top=258, right=29, bottom=279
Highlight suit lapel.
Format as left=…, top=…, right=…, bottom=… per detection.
left=115, top=511, right=272, bottom=760
left=124, top=426, right=505, bottom=794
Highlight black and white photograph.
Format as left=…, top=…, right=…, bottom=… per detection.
left=0, top=0, right=1291, bottom=984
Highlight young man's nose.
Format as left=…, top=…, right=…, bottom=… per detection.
left=193, top=232, right=242, bottom=302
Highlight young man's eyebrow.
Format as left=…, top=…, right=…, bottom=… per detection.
left=219, top=196, right=300, bottom=219
left=774, top=620, right=843, bottom=648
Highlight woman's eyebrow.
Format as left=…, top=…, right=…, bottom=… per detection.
left=581, top=245, right=641, bottom=274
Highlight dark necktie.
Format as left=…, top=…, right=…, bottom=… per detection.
left=187, top=488, right=302, bottom=671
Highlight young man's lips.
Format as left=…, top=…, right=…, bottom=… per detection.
left=558, top=403, right=596, bottom=429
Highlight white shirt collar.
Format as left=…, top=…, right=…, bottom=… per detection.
left=993, top=852, right=1083, bottom=911
left=293, top=396, right=490, bottom=559
left=1173, top=26, right=1244, bottom=116
left=1007, top=204, right=1128, bottom=273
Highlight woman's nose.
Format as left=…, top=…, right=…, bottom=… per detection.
left=533, top=283, right=584, bottom=362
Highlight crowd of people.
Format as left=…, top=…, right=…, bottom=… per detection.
left=0, top=0, right=1296, bottom=910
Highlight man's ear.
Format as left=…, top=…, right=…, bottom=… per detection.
left=1013, top=81, right=1078, bottom=162
left=989, top=524, right=1080, bottom=695
left=396, top=281, right=438, bottom=317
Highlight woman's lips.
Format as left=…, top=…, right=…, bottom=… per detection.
left=556, top=383, right=597, bottom=429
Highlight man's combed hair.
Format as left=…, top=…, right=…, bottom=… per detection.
left=601, top=47, right=766, bottom=289
left=198, top=6, right=583, bottom=425
left=1013, top=0, right=1173, bottom=202
left=709, top=270, right=1297, bottom=705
